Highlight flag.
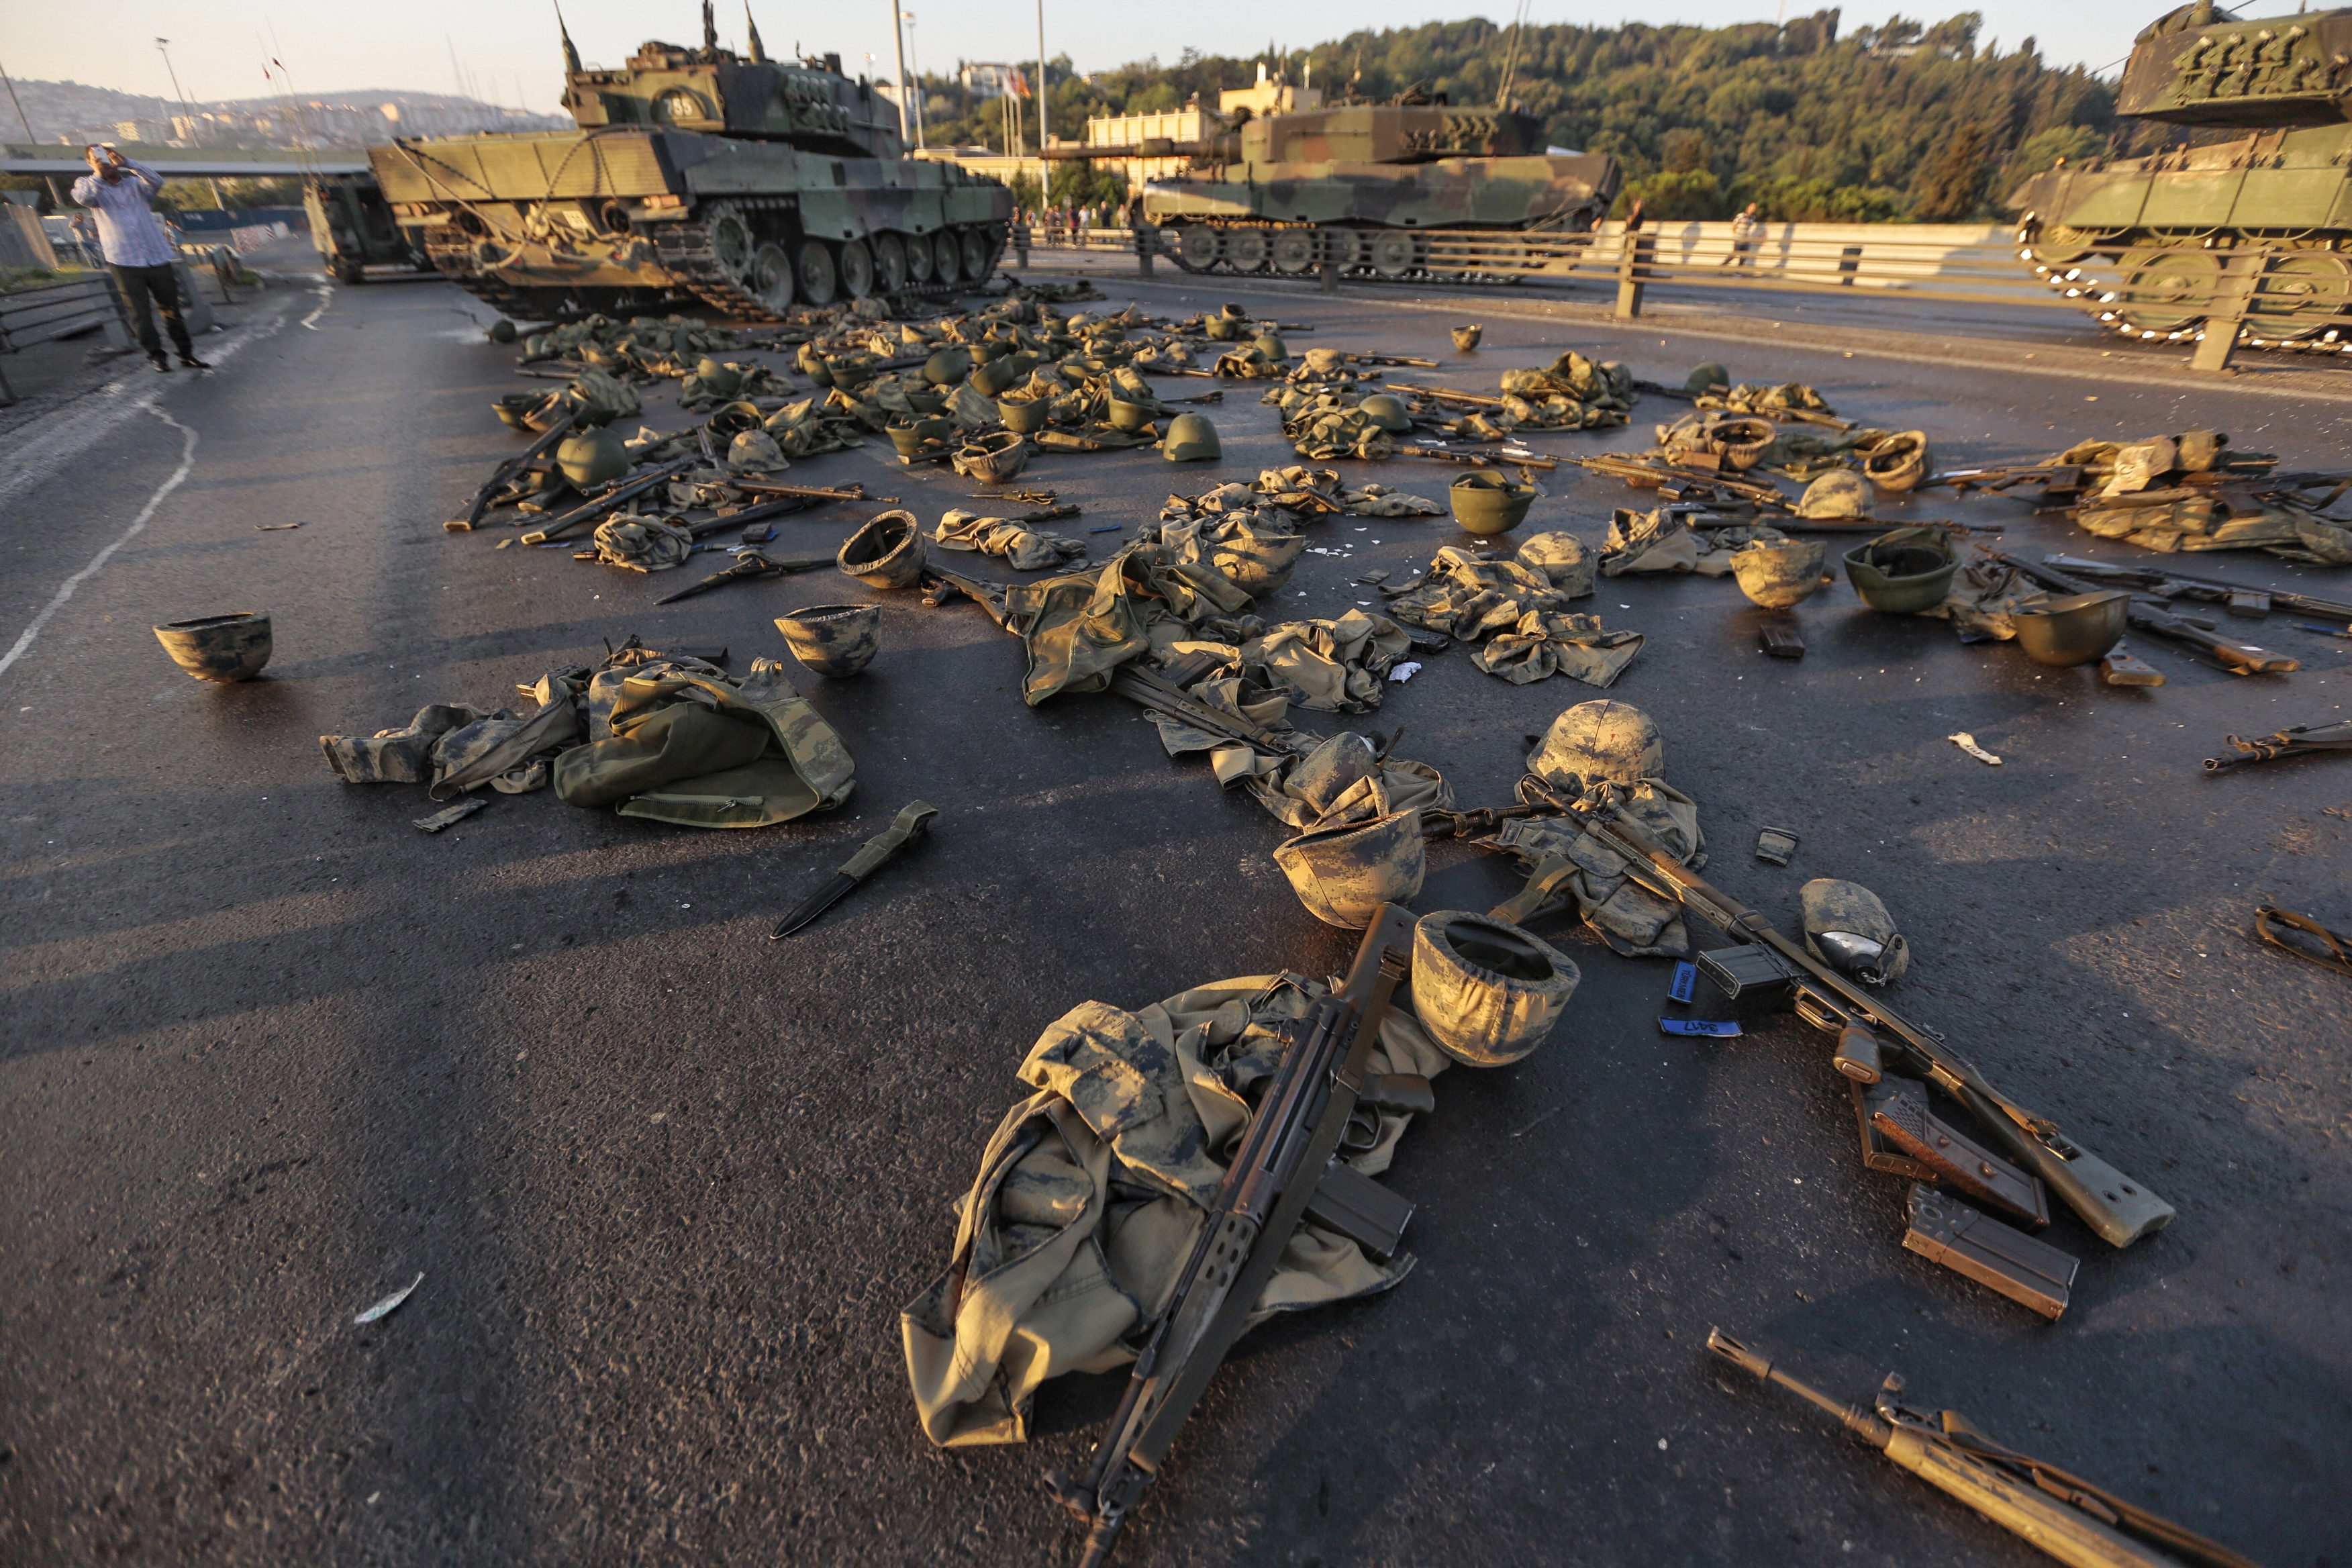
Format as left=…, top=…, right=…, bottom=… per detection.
left=1008, top=68, right=1030, bottom=99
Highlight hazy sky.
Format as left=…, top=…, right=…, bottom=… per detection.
left=3, top=1, right=2317, bottom=118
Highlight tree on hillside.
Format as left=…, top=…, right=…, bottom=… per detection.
left=1912, top=124, right=1990, bottom=221
left=914, top=11, right=2113, bottom=222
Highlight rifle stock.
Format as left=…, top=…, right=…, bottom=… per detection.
left=1553, top=795, right=2172, bottom=1248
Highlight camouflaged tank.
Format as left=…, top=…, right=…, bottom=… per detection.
left=369, top=5, right=1012, bottom=321
left=305, top=173, right=429, bottom=285
left=1120, top=100, right=1620, bottom=281
left=2012, top=3, right=2352, bottom=348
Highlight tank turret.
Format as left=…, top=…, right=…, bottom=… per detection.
left=560, top=9, right=903, bottom=160
left=2115, top=4, right=2352, bottom=126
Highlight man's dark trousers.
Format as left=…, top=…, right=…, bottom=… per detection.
left=110, top=262, right=193, bottom=360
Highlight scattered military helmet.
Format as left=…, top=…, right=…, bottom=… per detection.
left=556, top=426, right=630, bottom=487
left=923, top=347, right=974, bottom=387
left=2011, top=589, right=2130, bottom=667
left=1800, top=879, right=1910, bottom=984
left=1861, top=430, right=1930, bottom=492
left=1452, top=324, right=1483, bottom=351
left=1529, top=699, right=1664, bottom=793
left=1516, top=532, right=1595, bottom=598
left=836, top=510, right=928, bottom=590
left=1273, top=810, right=1426, bottom=929
left=728, top=430, right=787, bottom=472
left=1163, top=412, right=1222, bottom=462
left=487, top=318, right=517, bottom=344
left=775, top=603, right=882, bottom=678
left=1253, top=331, right=1289, bottom=360
left=1682, top=362, right=1730, bottom=397
left=1730, top=537, right=1828, bottom=609
left=950, top=430, right=1030, bottom=485
left=1796, top=469, right=1869, bottom=520
left=797, top=341, right=834, bottom=385
left=1359, top=393, right=1412, bottom=433
left=1843, top=528, right=1957, bottom=615
left=1410, top=912, right=1581, bottom=1067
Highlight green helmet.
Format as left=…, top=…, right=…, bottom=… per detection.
left=487, top=318, right=518, bottom=344
left=1253, top=331, right=1289, bottom=360
left=1359, top=393, right=1412, bottom=432
left=1163, top=412, right=1222, bottom=462
left=923, top=347, right=974, bottom=387
left=556, top=426, right=630, bottom=487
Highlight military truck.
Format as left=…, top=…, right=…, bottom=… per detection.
left=2012, top=3, right=2352, bottom=346
left=1078, top=97, right=1618, bottom=281
left=369, top=3, right=1012, bottom=321
left=304, top=173, right=429, bottom=284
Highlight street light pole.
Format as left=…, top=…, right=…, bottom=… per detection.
left=155, top=38, right=197, bottom=144
left=1034, top=0, right=1047, bottom=153
left=903, top=12, right=926, bottom=148
left=885, top=2, right=912, bottom=146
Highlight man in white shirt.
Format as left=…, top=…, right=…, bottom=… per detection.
left=1722, top=201, right=1763, bottom=271
left=70, top=146, right=208, bottom=373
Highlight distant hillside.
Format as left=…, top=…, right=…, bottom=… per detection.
left=934, top=9, right=2119, bottom=222
left=5, top=79, right=567, bottom=152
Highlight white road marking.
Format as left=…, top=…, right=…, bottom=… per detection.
left=0, top=405, right=198, bottom=681
left=299, top=282, right=332, bottom=330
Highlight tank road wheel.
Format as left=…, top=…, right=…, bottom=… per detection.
left=932, top=230, right=963, bottom=285
left=708, top=205, right=756, bottom=283
left=750, top=243, right=795, bottom=313
left=838, top=239, right=876, bottom=300
left=872, top=234, right=908, bottom=294
left=2251, top=252, right=2352, bottom=339
left=1269, top=228, right=1318, bottom=275
left=1226, top=228, right=1269, bottom=273
left=1325, top=228, right=1365, bottom=272
left=1172, top=225, right=1222, bottom=273
left=904, top=230, right=935, bottom=285
left=959, top=227, right=989, bottom=283
left=1367, top=229, right=1419, bottom=278
left=797, top=239, right=840, bottom=307
left=2118, top=246, right=2221, bottom=334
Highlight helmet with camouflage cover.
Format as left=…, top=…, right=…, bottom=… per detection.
left=1529, top=699, right=1664, bottom=793
left=1410, top=911, right=1581, bottom=1067
left=1800, top=878, right=1909, bottom=984
left=1273, top=809, right=1426, bottom=928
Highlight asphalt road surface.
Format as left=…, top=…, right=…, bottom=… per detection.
left=3, top=244, right=2348, bottom=1568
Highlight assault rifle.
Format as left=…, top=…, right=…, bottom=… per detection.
left=2039, top=555, right=2352, bottom=626
left=1520, top=778, right=2173, bottom=1248
left=1046, top=905, right=1425, bottom=1567
left=1707, top=1331, right=2261, bottom=1568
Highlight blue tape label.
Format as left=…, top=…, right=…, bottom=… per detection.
left=1659, top=1018, right=1743, bottom=1037
left=1669, top=962, right=1697, bottom=1003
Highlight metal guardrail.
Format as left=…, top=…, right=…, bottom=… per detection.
left=1012, top=218, right=2334, bottom=372
left=0, top=274, right=132, bottom=405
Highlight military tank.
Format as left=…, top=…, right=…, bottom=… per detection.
left=369, top=3, right=1012, bottom=321
left=1087, top=97, right=1618, bottom=281
left=2011, top=3, right=2352, bottom=350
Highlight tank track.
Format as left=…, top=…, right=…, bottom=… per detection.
left=654, top=198, right=795, bottom=322
left=2018, top=226, right=2352, bottom=355
left=1160, top=219, right=1591, bottom=284
left=655, top=200, right=1009, bottom=324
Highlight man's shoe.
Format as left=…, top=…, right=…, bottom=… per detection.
left=179, top=354, right=211, bottom=370
left=150, top=354, right=172, bottom=373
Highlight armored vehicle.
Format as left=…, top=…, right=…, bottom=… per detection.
left=2012, top=3, right=2352, bottom=347
left=304, top=173, right=428, bottom=284
left=1104, top=99, right=1619, bottom=281
left=369, top=4, right=1012, bottom=320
